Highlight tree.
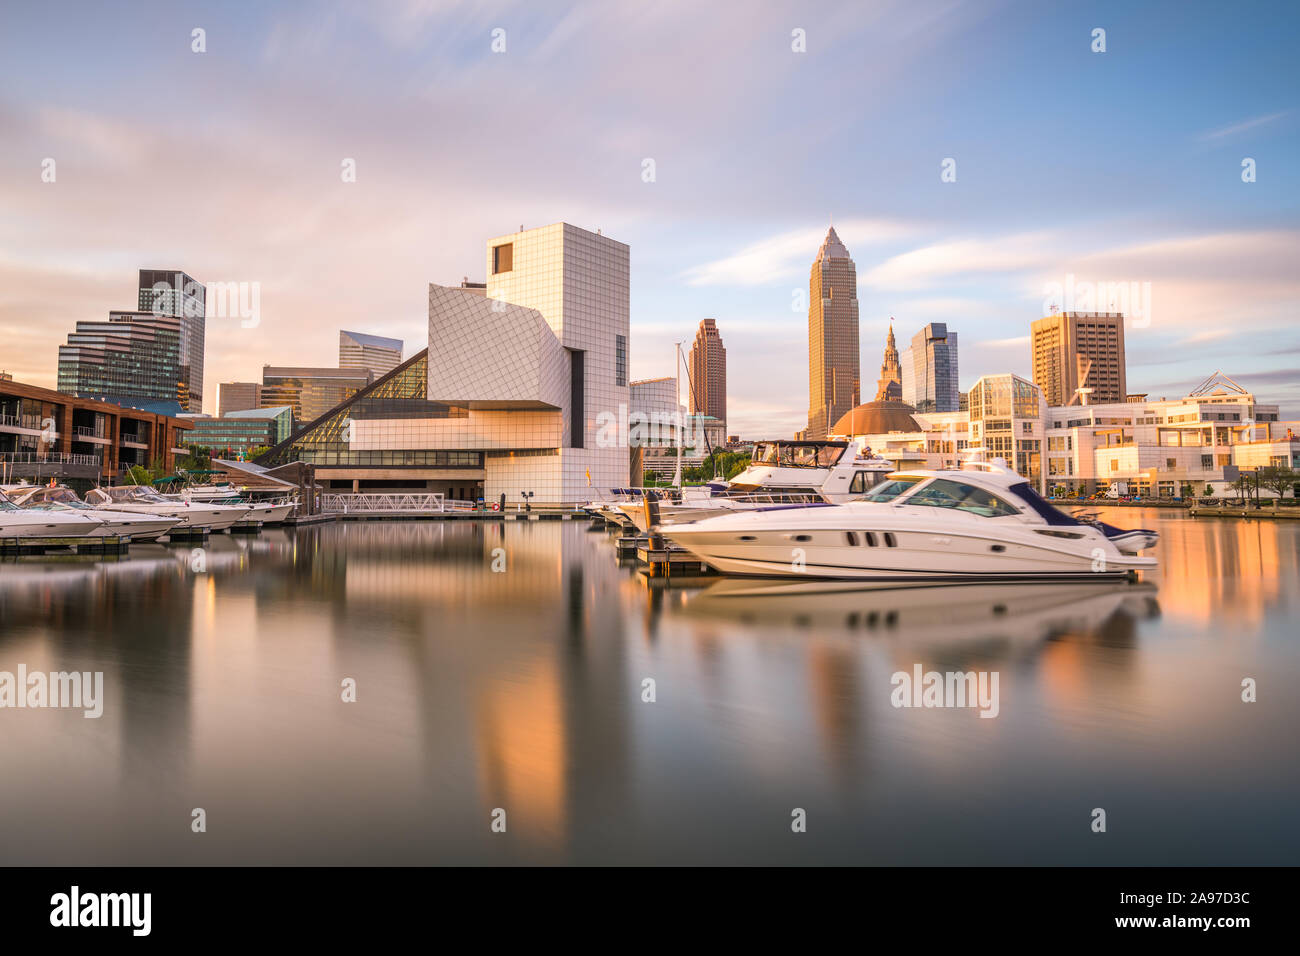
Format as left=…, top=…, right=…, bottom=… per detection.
left=1179, top=482, right=1194, bottom=499
left=1203, top=483, right=1213, bottom=497
left=1257, top=465, right=1296, bottom=500
left=244, top=445, right=270, bottom=461
left=177, top=443, right=212, bottom=471
left=124, top=464, right=153, bottom=486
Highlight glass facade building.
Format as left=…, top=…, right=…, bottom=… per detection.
left=261, top=366, right=375, bottom=428
left=57, top=312, right=184, bottom=412
left=901, top=322, right=960, bottom=413
left=339, top=330, right=404, bottom=376
left=258, top=352, right=477, bottom=471
left=138, top=269, right=206, bottom=412
left=968, top=373, right=1044, bottom=487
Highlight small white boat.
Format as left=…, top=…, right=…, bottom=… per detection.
left=2, top=485, right=180, bottom=541
left=663, top=459, right=1159, bottom=582
left=0, top=490, right=106, bottom=538
left=84, top=485, right=251, bottom=532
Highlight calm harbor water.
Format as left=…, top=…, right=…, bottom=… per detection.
left=1, top=509, right=1297, bottom=865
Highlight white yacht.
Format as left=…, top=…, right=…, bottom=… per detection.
left=0, top=490, right=106, bottom=538
left=163, top=482, right=295, bottom=524
left=618, top=439, right=896, bottom=532
left=3, top=485, right=180, bottom=541
left=662, top=459, right=1159, bottom=582
left=84, top=485, right=251, bottom=532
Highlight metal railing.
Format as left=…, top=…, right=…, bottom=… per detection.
left=73, top=426, right=106, bottom=439
left=0, top=451, right=102, bottom=465
left=319, top=492, right=448, bottom=513
left=0, top=413, right=47, bottom=430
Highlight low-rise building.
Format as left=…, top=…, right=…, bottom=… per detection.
left=186, top=406, right=293, bottom=459
left=0, top=377, right=193, bottom=488
left=832, top=370, right=1298, bottom=498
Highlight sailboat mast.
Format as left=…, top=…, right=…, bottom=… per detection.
left=673, top=341, right=683, bottom=487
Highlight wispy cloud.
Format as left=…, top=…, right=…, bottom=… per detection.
left=1198, top=111, right=1289, bottom=141
left=683, top=220, right=915, bottom=287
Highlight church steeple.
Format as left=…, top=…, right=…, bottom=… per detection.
left=875, top=319, right=902, bottom=401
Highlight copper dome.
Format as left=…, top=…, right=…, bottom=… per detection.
left=830, top=400, right=922, bottom=436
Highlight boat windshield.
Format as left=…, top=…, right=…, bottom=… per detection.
left=749, top=442, right=844, bottom=469
left=0, top=493, right=19, bottom=511
left=92, top=485, right=167, bottom=504
left=859, top=477, right=924, bottom=502
left=25, top=488, right=85, bottom=507
left=903, top=478, right=1022, bottom=517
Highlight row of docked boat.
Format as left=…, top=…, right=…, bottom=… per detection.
left=0, top=483, right=295, bottom=541
left=588, top=439, right=897, bottom=532
left=589, top=441, right=1160, bottom=583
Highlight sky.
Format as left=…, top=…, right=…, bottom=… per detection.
left=1, top=0, right=1297, bottom=436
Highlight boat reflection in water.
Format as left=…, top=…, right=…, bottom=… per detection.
left=683, top=577, right=1160, bottom=655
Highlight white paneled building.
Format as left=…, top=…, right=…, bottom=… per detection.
left=834, top=371, right=1299, bottom=498
left=258, top=223, right=631, bottom=504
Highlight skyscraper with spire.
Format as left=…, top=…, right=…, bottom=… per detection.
left=875, top=321, right=902, bottom=401
left=806, top=226, right=860, bottom=439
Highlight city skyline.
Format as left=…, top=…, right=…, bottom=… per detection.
left=1, top=0, right=1298, bottom=435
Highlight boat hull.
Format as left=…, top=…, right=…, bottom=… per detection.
left=665, top=519, right=1155, bottom=581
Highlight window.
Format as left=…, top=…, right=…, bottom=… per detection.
left=860, top=477, right=922, bottom=502
left=492, top=243, right=513, bottom=274
left=849, top=470, right=876, bottom=494
left=1201, top=454, right=1213, bottom=469
left=615, top=334, right=627, bottom=387
left=569, top=349, right=585, bottom=448
left=904, top=479, right=1021, bottom=517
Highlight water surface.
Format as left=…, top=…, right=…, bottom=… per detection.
left=1, top=508, right=1297, bottom=864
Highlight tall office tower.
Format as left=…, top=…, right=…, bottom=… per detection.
left=339, top=330, right=404, bottom=376
left=57, top=311, right=184, bottom=412
left=1031, top=311, right=1127, bottom=406
left=688, top=318, right=727, bottom=432
left=806, top=226, right=860, bottom=440
left=478, top=222, right=631, bottom=498
left=901, top=321, right=960, bottom=412
left=874, top=322, right=903, bottom=401
left=138, top=270, right=205, bottom=412
left=219, top=382, right=263, bottom=416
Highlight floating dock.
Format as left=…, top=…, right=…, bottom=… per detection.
left=0, top=534, right=132, bottom=556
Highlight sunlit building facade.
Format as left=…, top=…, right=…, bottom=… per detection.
left=256, top=223, right=631, bottom=503
left=261, top=366, right=374, bottom=428
left=806, top=227, right=860, bottom=440
left=833, top=370, right=1299, bottom=498
left=339, top=330, right=403, bottom=376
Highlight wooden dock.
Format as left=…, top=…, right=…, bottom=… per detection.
left=0, top=534, right=132, bottom=556
left=1189, top=504, right=1300, bottom=520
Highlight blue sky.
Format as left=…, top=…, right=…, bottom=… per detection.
left=1, top=0, right=1297, bottom=434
